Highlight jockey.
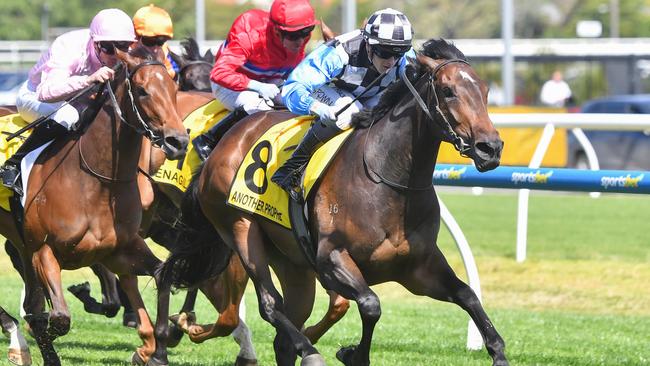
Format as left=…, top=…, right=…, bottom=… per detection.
left=191, top=0, right=318, bottom=162
left=271, top=8, right=416, bottom=200
left=133, top=4, right=179, bottom=78
left=0, top=8, right=137, bottom=194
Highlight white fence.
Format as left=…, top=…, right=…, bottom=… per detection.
left=445, top=112, right=650, bottom=349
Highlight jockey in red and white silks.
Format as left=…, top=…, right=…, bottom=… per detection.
left=208, top=0, right=318, bottom=115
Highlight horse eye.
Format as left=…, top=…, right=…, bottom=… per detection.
left=137, top=86, right=149, bottom=97
left=442, top=86, right=454, bottom=98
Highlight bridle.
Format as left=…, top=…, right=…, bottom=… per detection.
left=106, top=60, right=168, bottom=147
left=364, top=58, right=474, bottom=191
left=80, top=60, right=168, bottom=182
left=399, top=59, right=472, bottom=157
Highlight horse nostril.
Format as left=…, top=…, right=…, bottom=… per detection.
left=165, top=135, right=189, bottom=152
left=475, top=141, right=495, bottom=158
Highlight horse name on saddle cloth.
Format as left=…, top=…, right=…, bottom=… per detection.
left=153, top=99, right=229, bottom=191
left=228, top=116, right=352, bottom=229
left=0, top=113, right=32, bottom=210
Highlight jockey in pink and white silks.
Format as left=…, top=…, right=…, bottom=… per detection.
left=271, top=8, right=416, bottom=201
left=1, top=8, right=137, bottom=195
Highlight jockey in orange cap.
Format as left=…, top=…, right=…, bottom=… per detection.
left=133, top=4, right=179, bottom=78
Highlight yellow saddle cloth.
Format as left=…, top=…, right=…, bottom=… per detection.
left=0, top=114, right=32, bottom=210
left=227, top=116, right=352, bottom=229
left=152, top=100, right=229, bottom=191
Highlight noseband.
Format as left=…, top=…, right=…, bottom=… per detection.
left=399, top=59, right=472, bottom=157
left=106, top=60, right=168, bottom=147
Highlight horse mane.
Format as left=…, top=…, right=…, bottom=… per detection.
left=351, top=38, right=466, bottom=129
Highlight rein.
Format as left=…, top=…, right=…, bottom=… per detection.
left=363, top=59, right=472, bottom=191
left=79, top=60, right=166, bottom=183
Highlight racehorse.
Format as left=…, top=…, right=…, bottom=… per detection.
left=13, top=46, right=188, bottom=366
left=162, top=38, right=507, bottom=366
left=169, top=38, right=213, bottom=92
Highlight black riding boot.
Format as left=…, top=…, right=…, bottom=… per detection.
left=1, top=120, right=68, bottom=195
left=192, top=108, right=247, bottom=161
left=271, top=119, right=342, bottom=201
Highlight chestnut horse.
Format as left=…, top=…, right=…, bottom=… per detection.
left=13, top=47, right=188, bottom=366
left=163, top=39, right=507, bottom=366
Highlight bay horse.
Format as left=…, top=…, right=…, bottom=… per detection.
left=14, top=46, right=188, bottom=366
left=163, top=39, right=507, bottom=366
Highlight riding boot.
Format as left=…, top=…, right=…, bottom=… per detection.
left=271, top=119, right=342, bottom=201
left=191, top=108, right=247, bottom=162
left=1, top=120, right=68, bottom=195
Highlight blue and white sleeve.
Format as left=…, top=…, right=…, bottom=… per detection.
left=397, top=48, right=417, bottom=74
left=281, top=44, right=347, bottom=115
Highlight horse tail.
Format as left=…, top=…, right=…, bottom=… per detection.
left=158, top=163, right=233, bottom=289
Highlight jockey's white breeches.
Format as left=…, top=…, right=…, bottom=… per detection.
left=211, top=81, right=278, bottom=115
left=310, top=84, right=381, bottom=130
left=15, top=81, right=79, bottom=130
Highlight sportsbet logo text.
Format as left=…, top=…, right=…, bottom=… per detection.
left=600, top=174, right=644, bottom=189
left=511, top=170, right=553, bottom=185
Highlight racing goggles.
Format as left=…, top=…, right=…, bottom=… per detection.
left=372, top=45, right=409, bottom=60
left=141, top=36, right=170, bottom=48
left=280, top=26, right=315, bottom=41
left=98, top=41, right=132, bottom=55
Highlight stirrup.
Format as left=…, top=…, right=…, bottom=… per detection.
left=1, top=165, right=22, bottom=196
left=191, top=134, right=214, bottom=162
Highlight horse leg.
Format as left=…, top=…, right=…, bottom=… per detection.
left=0, top=306, right=32, bottom=366
left=166, top=288, right=197, bottom=348
left=399, top=249, right=508, bottom=366
left=225, top=219, right=322, bottom=366
left=302, top=290, right=349, bottom=344
left=270, top=258, right=317, bottom=366
left=67, top=264, right=121, bottom=317
left=31, top=246, right=71, bottom=339
left=183, top=255, right=257, bottom=365
left=107, top=238, right=170, bottom=366
left=117, top=274, right=157, bottom=365
left=317, top=248, right=381, bottom=366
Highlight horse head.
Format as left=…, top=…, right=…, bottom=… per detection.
left=115, top=47, right=189, bottom=160
left=414, top=39, right=503, bottom=171
left=169, top=37, right=213, bottom=92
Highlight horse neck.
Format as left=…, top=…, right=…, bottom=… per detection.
left=85, top=81, right=143, bottom=181
left=363, top=98, right=443, bottom=190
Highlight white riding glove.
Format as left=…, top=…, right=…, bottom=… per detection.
left=247, top=80, right=280, bottom=100
left=309, top=101, right=338, bottom=124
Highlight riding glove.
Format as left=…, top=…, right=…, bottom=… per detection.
left=309, top=101, right=338, bottom=124
left=247, top=80, right=280, bottom=100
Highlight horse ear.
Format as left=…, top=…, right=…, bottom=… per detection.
left=203, top=49, right=214, bottom=63
left=416, top=53, right=442, bottom=71
left=169, top=50, right=186, bottom=68
left=321, top=20, right=335, bottom=41
left=115, top=48, right=138, bottom=69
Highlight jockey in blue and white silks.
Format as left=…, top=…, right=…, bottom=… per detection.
left=272, top=8, right=415, bottom=201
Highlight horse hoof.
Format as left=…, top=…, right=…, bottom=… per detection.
left=234, top=356, right=258, bottom=366
left=67, top=281, right=91, bottom=296
left=145, top=357, right=168, bottom=366
left=8, top=348, right=32, bottom=366
left=166, top=323, right=185, bottom=348
left=493, top=359, right=509, bottom=366
left=335, top=345, right=356, bottom=366
left=301, top=353, right=326, bottom=366
left=123, top=312, right=138, bottom=328
left=131, top=352, right=145, bottom=366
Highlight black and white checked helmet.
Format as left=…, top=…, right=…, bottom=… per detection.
left=363, top=8, right=413, bottom=47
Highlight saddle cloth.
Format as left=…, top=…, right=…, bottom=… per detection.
left=0, top=113, right=47, bottom=209
left=152, top=99, right=229, bottom=191
left=227, top=116, right=353, bottom=229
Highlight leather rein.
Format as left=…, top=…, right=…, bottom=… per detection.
left=79, top=60, right=167, bottom=183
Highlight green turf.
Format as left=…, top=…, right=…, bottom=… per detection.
left=0, top=191, right=648, bottom=365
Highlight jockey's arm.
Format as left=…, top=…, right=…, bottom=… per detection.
left=36, top=38, right=95, bottom=103
left=209, top=34, right=253, bottom=91
left=281, top=44, right=347, bottom=115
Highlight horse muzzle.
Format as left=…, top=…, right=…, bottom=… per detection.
left=161, top=132, right=189, bottom=160
left=471, top=138, right=503, bottom=172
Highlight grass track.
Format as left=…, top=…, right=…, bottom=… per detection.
left=0, top=191, right=648, bottom=365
